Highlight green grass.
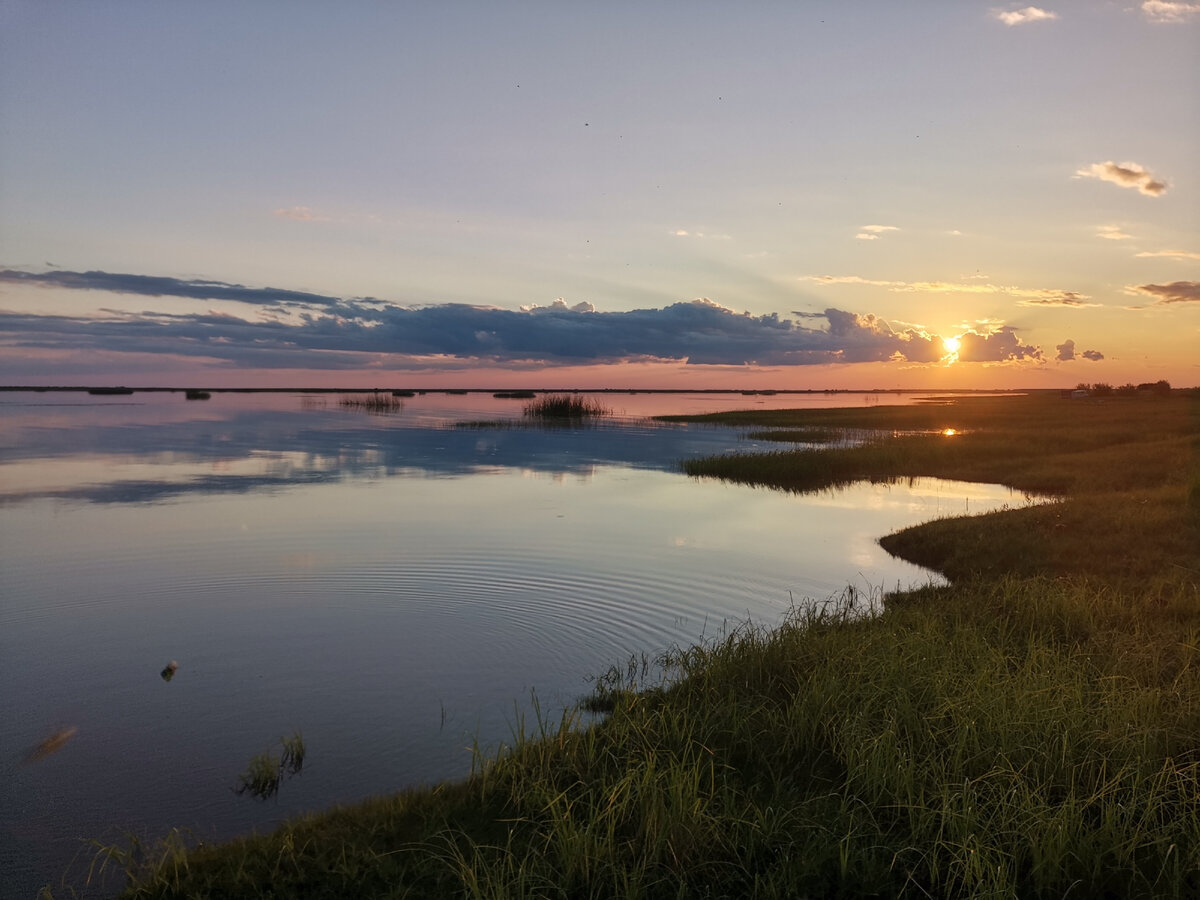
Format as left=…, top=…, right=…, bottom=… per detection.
left=523, top=394, right=611, bottom=422
left=54, top=391, right=1200, bottom=899
left=233, top=732, right=306, bottom=801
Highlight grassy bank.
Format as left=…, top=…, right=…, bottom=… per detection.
left=70, top=392, right=1199, bottom=899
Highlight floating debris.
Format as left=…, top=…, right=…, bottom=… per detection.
left=24, top=727, right=77, bottom=763
left=161, top=660, right=179, bottom=682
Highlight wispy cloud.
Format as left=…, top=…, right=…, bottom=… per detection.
left=806, top=274, right=1096, bottom=307
left=273, top=206, right=329, bottom=222
left=0, top=268, right=342, bottom=308
left=671, top=229, right=732, bottom=240
left=1140, top=1, right=1200, bottom=23
left=1075, top=161, right=1168, bottom=196
left=1126, top=281, right=1200, bottom=304
left=993, top=6, right=1059, bottom=25
left=1096, top=224, right=1134, bottom=241
left=1135, top=249, right=1200, bottom=261
left=855, top=225, right=900, bottom=241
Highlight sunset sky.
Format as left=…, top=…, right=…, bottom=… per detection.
left=1, top=1, right=1197, bottom=389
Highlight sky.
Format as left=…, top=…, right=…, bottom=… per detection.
left=1, top=1, right=1197, bottom=390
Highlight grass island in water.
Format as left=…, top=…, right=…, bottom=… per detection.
left=62, top=391, right=1199, bottom=899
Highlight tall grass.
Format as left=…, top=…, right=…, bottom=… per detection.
left=339, top=392, right=404, bottom=413
left=523, top=394, right=611, bottom=422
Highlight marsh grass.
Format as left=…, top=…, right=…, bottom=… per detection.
left=523, top=394, right=611, bottom=422
left=339, top=392, right=405, bottom=413
left=233, top=731, right=305, bottom=802
left=61, top=392, right=1200, bottom=899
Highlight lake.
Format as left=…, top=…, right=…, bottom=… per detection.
left=0, top=391, right=1034, bottom=898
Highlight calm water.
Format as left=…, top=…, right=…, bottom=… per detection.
left=0, top=391, right=1034, bottom=898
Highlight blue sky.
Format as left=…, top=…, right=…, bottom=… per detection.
left=1, top=1, right=1196, bottom=388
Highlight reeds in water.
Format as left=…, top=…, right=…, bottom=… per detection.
left=522, top=393, right=610, bottom=422
left=339, top=392, right=404, bottom=413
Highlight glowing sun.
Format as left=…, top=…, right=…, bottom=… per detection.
left=942, top=335, right=961, bottom=356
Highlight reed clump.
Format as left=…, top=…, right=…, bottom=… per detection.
left=339, top=392, right=404, bottom=413
left=523, top=394, right=611, bottom=422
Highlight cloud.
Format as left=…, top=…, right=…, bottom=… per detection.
left=956, top=327, right=1042, bottom=362
left=521, top=298, right=596, bottom=314
left=0, top=267, right=1058, bottom=371
left=855, top=224, right=899, bottom=241
left=670, top=229, right=732, bottom=240
left=1141, top=1, right=1200, bottom=23
left=0, top=268, right=341, bottom=308
left=273, top=206, right=329, bottom=222
left=1097, top=224, right=1134, bottom=241
left=807, top=274, right=1096, bottom=307
left=993, top=6, right=1059, bottom=25
left=1055, top=339, right=1104, bottom=361
left=1135, top=249, right=1200, bottom=261
left=1075, top=161, right=1168, bottom=196
left=1126, top=281, right=1200, bottom=304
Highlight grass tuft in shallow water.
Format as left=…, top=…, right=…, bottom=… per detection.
left=523, top=394, right=611, bottom=422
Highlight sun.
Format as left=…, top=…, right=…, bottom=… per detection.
left=942, top=335, right=961, bottom=356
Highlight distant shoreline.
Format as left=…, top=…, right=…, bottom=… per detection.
left=0, top=385, right=1034, bottom=395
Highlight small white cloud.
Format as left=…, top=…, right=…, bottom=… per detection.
left=1135, top=249, right=1200, bottom=261
left=948, top=229, right=964, bottom=236
left=1097, top=224, right=1135, bottom=241
left=993, top=6, right=1059, bottom=25
left=856, top=224, right=899, bottom=241
left=1075, top=161, right=1168, bottom=196
left=1141, top=1, right=1200, bottom=23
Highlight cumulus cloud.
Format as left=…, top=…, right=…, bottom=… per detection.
left=855, top=224, right=899, bottom=241
left=1055, top=339, right=1104, bottom=361
left=1097, top=224, right=1134, bottom=241
left=1075, top=161, right=1168, bottom=196
left=955, top=327, right=1042, bottom=362
left=993, top=6, right=1059, bottom=25
left=806, top=274, right=1096, bottom=307
left=1126, top=281, right=1200, bottom=304
left=0, top=267, right=1057, bottom=371
left=1141, top=1, right=1200, bottom=23
left=1135, top=249, right=1200, bottom=261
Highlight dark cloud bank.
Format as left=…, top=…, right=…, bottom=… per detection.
left=1, top=268, right=1076, bottom=371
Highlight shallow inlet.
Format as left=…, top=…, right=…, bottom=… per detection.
left=0, top=391, right=1039, bottom=899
